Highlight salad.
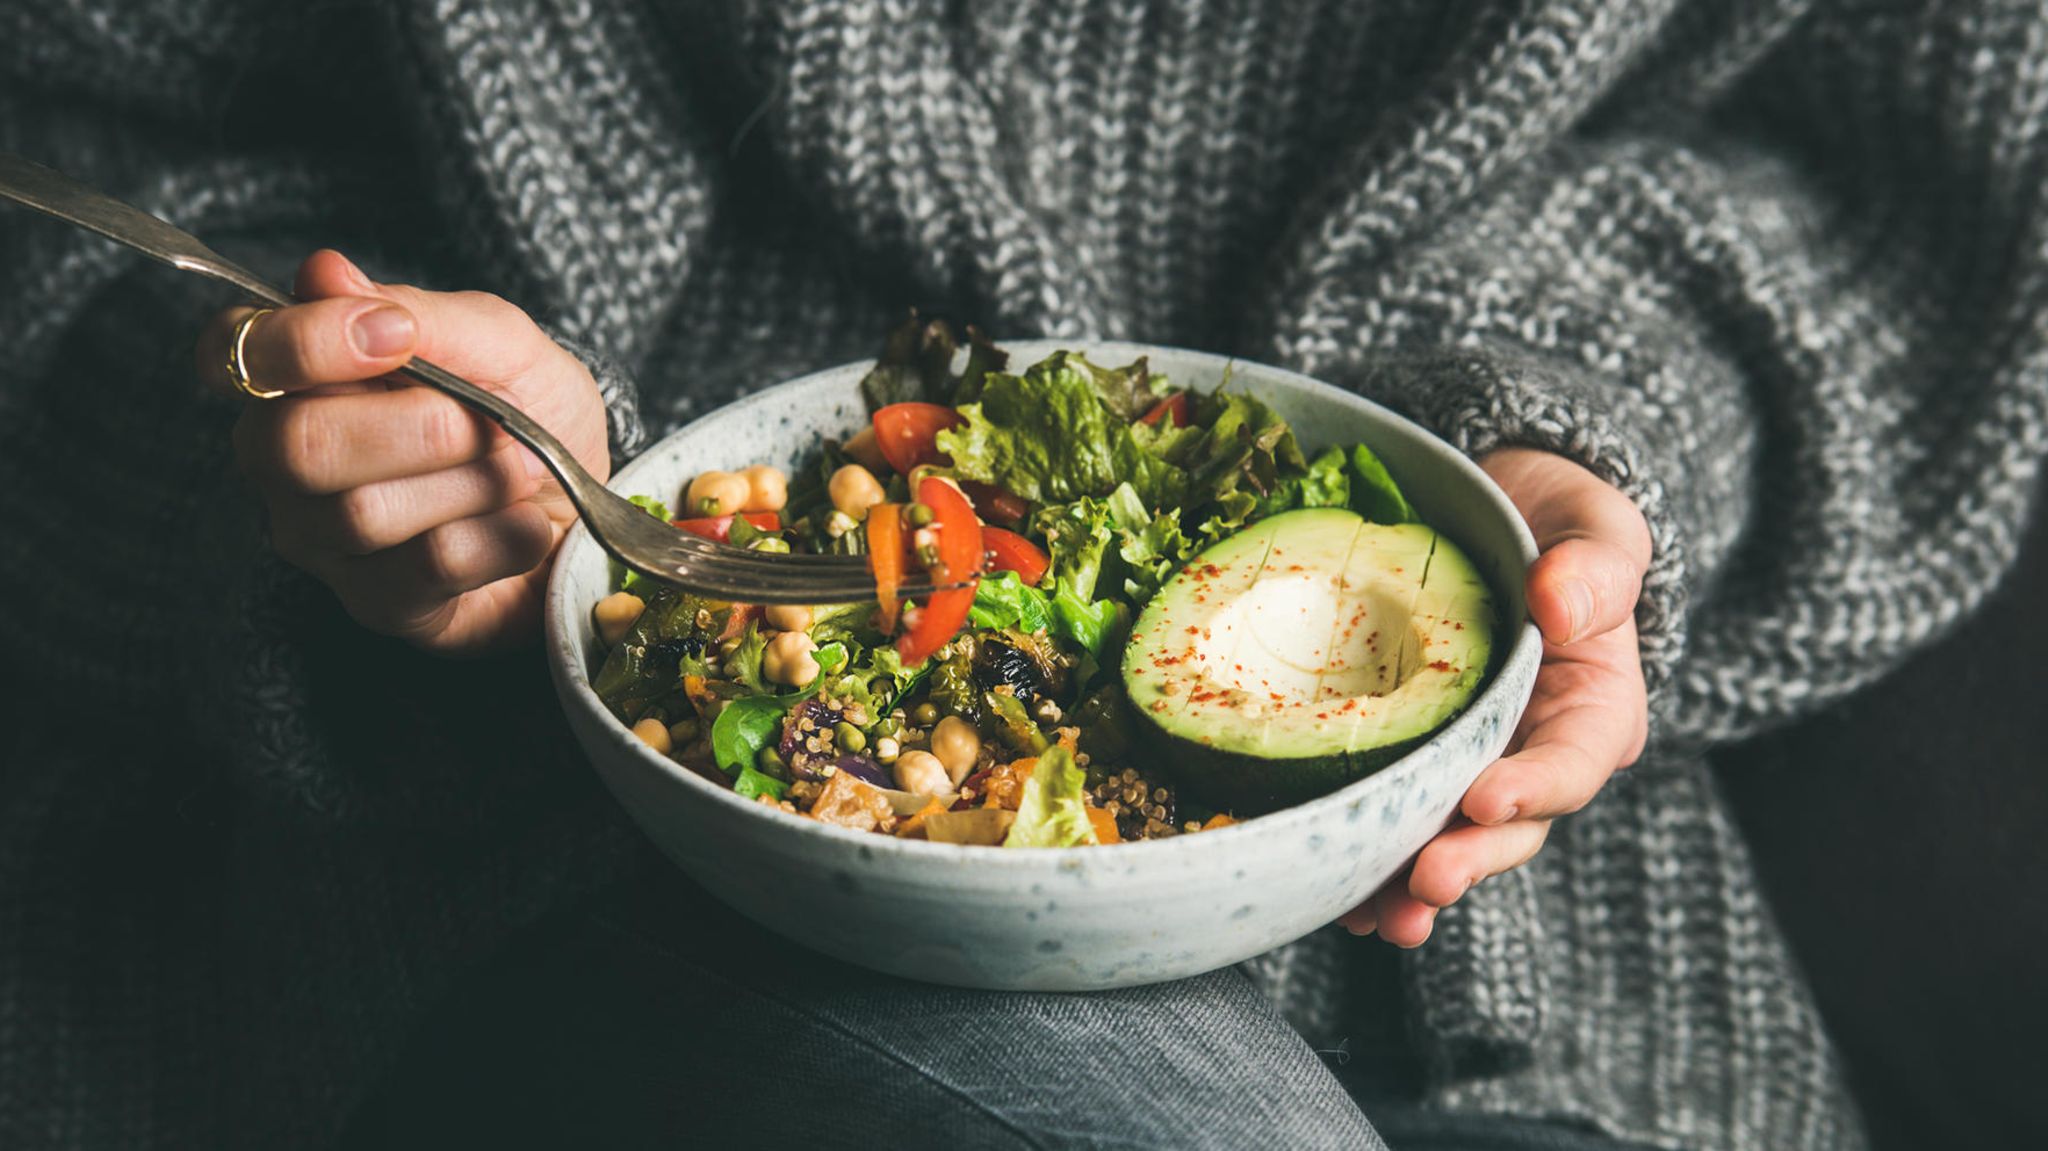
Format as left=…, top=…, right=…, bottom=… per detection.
left=590, top=320, right=1495, bottom=846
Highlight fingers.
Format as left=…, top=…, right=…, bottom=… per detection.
left=1372, top=887, right=1439, bottom=949
left=1479, top=448, right=1651, bottom=645
left=1337, top=903, right=1378, bottom=937
left=1405, top=819, right=1552, bottom=908
left=1527, top=537, right=1643, bottom=646
left=328, top=503, right=557, bottom=638
left=197, top=298, right=418, bottom=399
left=268, top=444, right=542, bottom=559
left=234, top=385, right=506, bottom=494
left=198, top=249, right=548, bottom=402
left=1463, top=695, right=1640, bottom=825
left=296, top=249, right=549, bottom=384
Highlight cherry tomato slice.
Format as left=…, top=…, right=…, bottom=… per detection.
left=872, top=402, right=964, bottom=475
left=896, top=478, right=983, bottom=664
left=981, top=527, right=1049, bottom=586
left=671, top=512, right=781, bottom=543
left=1138, top=392, right=1190, bottom=428
left=866, top=503, right=907, bottom=634
left=957, top=480, right=1031, bottom=528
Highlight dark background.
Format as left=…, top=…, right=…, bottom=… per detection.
left=1717, top=480, right=2047, bottom=1150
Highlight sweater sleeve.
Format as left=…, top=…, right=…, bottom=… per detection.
left=1256, top=1, right=2048, bottom=1079
left=1269, top=99, right=2047, bottom=752
left=0, top=31, right=654, bottom=827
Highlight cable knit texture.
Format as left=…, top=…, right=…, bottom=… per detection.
left=4, top=1, right=2045, bottom=1148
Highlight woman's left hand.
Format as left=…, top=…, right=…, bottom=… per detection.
left=1340, top=447, right=1652, bottom=947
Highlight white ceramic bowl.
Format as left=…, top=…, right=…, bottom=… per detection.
left=545, top=342, right=1540, bottom=991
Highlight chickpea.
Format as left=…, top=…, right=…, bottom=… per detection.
left=687, top=470, right=751, bottom=517
left=843, top=425, right=891, bottom=474
left=893, top=749, right=951, bottom=796
left=763, top=603, right=814, bottom=632
left=762, top=630, right=821, bottom=687
left=630, top=717, right=673, bottom=755
left=740, top=464, right=789, bottom=513
left=828, top=463, right=886, bottom=519
left=929, top=715, right=981, bottom=784
left=592, top=591, right=646, bottom=645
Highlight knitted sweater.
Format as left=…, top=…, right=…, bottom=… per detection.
left=3, top=1, right=2042, bottom=1147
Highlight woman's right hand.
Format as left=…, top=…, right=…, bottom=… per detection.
left=198, top=250, right=612, bottom=654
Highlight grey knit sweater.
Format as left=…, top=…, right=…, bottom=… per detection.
left=4, top=1, right=2043, bottom=1148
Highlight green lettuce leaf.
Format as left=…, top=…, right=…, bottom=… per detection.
left=1348, top=443, right=1418, bottom=524
left=1033, top=497, right=1117, bottom=602
left=937, top=361, right=1185, bottom=507
left=1254, top=445, right=1352, bottom=519
left=1107, top=483, right=1194, bottom=601
left=724, top=623, right=771, bottom=694
left=1003, top=745, right=1098, bottom=848
left=807, top=600, right=880, bottom=647
left=732, top=764, right=789, bottom=801
left=969, top=571, right=1055, bottom=634
left=1046, top=350, right=1165, bottom=422
left=1047, top=585, right=1124, bottom=661
left=1179, top=390, right=1305, bottom=511
left=711, top=693, right=795, bottom=776
left=616, top=495, right=675, bottom=595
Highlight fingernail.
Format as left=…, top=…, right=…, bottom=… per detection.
left=350, top=305, right=415, bottom=357
left=1562, top=578, right=1595, bottom=643
left=1494, top=803, right=1519, bottom=825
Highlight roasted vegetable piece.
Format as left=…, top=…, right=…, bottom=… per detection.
left=593, top=587, right=733, bottom=721
left=973, top=631, right=1067, bottom=705
left=923, top=808, right=1015, bottom=845
left=808, top=772, right=895, bottom=832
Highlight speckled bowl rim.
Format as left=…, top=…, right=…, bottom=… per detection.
left=545, top=342, right=1541, bottom=868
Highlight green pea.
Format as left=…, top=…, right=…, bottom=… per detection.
left=907, top=502, right=935, bottom=527
left=911, top=702, right=940, bottom=726
left=756, top=745, right=788, bottom=779
left=872, top=716, right=902, bottom=740
left=834, top=722, right=866, bottom=753
left=748, top=536, right=792, bottom=554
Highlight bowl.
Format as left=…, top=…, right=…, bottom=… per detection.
left=544, top=342, right=1540, bottom=991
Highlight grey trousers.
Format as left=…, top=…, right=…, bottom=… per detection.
left=345, top=869, right=1653, bottom=1150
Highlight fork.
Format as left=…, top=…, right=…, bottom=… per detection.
left=0, top=151, right=954, bottom=604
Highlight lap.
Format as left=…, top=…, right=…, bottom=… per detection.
left=345, top=866, right=1386, bottom=1150
left=345, top=867, right=1658, bottom=1151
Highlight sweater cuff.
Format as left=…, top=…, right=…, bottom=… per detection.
left=547, top=327, right=649, bottom=464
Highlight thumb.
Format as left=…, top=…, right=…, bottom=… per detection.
left=1480, top=448, right=1651, bottom=645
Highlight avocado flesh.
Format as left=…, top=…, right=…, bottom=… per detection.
left=1122, top=508, right=1494, bottom=812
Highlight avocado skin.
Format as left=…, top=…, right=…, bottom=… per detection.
left=1140, top=718, right=1425, bottom=815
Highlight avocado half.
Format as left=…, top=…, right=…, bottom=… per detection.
left=1121, top=508, right=1494, bottom=813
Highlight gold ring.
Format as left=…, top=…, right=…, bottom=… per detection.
left=226, top=307, right=284, bottom=399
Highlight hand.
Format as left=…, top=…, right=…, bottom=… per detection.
left=199, top=250, right=611, bottom=654
left=1340, top=448, right=1651, bottom=946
